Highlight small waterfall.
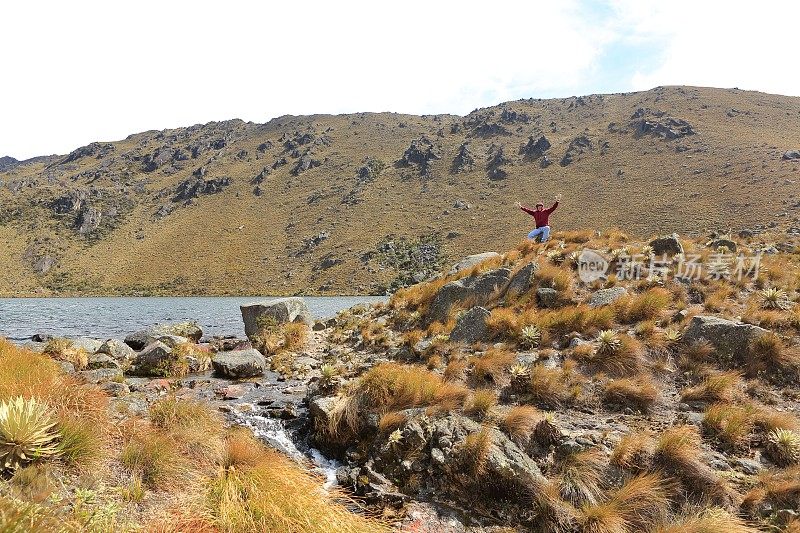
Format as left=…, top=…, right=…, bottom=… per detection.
left=234, top=407, right=340, bottom=490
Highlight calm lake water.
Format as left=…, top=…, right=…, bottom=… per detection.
left=0, top=296, right=385, bottom=341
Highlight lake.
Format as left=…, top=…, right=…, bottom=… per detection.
left=0, top=296, right=385, bottom=341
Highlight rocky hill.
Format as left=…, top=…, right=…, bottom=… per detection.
left=1, top=85, right=800, bottom=296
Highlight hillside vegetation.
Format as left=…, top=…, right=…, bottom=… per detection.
left=1, top=86, right=800, bottom=296
left=308, top=229, right=800, bottom=532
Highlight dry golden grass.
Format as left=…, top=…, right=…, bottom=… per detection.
left=590, top=333, right=644, bottom=376
left=535, top=263, right=575, bottom=297
left=535, top=305, right=614, bottom=336
left=613, top=288, right=672, bottom=323
left=526, top=360, right=585, bottom=408
left=602, top=375, right=658, bottom=412
left=498, top=405, right=541, bottom=443
left=742, top=466, right=800, bottom=518
left=327, top=362, right=468, bottom=437
left=465, top=389, right=497, bottom=419
left=747, top=331, right=800, bottom=378
left=377, top=411, right=407, bottom=433
left=653, top=511, right=757, bottom=533
left=459, top=428, right=492, bottom=477
left=557, top=449, right=606, bottom=506
left=471, top=347, right=516, bottom=383
left=580, top=473, right=670, bottom=533
left=680, top=370, right=743, bottom=403
left=610, top=432, right=655, bottom=472
left=703, top=402, right=758, bottom=448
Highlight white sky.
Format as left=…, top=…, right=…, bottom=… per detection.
left=2, top=0, right=799, bottom=159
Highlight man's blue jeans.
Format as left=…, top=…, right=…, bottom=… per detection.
left=527, top=225, right=550, bottom=242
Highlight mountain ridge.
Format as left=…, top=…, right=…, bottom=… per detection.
left=1, top=85, right=799, bottom=297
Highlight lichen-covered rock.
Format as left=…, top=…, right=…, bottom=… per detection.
left=589, top=286, right=628, bottom=307
left=649, top=233, right=684, bottom=256
left=97, top=339, right=136, bottom=362
left=124, top=322, right=202, bottom=349
left=448, top=252, right=501, bottom=276
left=211, top=348, right=266, bottom=378
left=127, top=341, right=175, bottom=376
left=506, top=262, right=537, bottom=298
left=536, top=287, right=558, bottom=308
left=427, top=268, right=510, bottom=324
left=449, top=307, right=490, bottom=344
left=240, top=297, right=312, bottom=340
left=682, top=315, right=768, bottom=365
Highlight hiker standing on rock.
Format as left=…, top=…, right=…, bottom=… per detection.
left=516, top=194, right=561, bottom=242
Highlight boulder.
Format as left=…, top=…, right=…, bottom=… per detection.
left=589, top=286, right=628, bottom=307
left=682, top=315, right=768, bottom=364
left=241, top=297, right=312, bottom=340
left=448, top=252, right=501, bottom=276
left=211, top=348, right=267, bottom=379
left=69, top=337, right=102, bottom=354
left=449, top=307, right=490, bottom=344
left=128, top=341, right=175, bottom=377
left=536, top=288, right=558, bottom=308
left=78, top=368, right=123, bottom=384
left=782, top=150, right=800, bottom=161
left=506, top=262, right=537, bottom=298
left=427, top=268, right=510, bottom=324
left=97, top=339, right=136, bottom=362
left=709, top=238, right=737, bottom=252
left=86, top=352, right=120, bottom=370
left=124, top=322, right=202, bottom=349
left=649, top=233, right=684, bottom=256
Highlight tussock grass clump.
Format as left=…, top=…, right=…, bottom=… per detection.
left=742, top=466, right=800, bottom=517
left=465, top=389, right=497, bottom=419
left=535, top=305, right=614, bottom=336
left=653, top=510, right=757, bottom=533
left=120, top=422, right=193, bottom=489
left=557, top=449, right=606, bottom=506
left=653, top=425, right=733, bottom=505
left=703, top=402, right=757, bottom=448
left=580, top=473, right=670, bottom=533
left=499, top=405, right=541, bottom=444
left=459, top=428, right=492, bottom=477
left=747, top=331, right=800, bottom=379
left=602, top=375, right=658, bottom=412
left=610, top=431, right=655, bottom=473
left=471, top=347, right=516, bottom=383
left=680, top=371, right=743, bottom=403
left=613, top=287, right=672, bottom=323
left=377, top=411, right=407, bottom=433
left=326, top=363, right=468, bottom=438
left=149, top=396, right=222, bottom=431
left=55, top=415, right=105, bottom=468
left=526, top=360, right=585, bottom=408
left=535, top=263, right=575, bottom=297
left=590, top=332, right=644, bottom=376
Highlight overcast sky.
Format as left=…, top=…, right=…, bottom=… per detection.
left=2, top=0, right=798, bottom=159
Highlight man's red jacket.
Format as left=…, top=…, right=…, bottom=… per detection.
left=520, top=201, right=558, bottom=228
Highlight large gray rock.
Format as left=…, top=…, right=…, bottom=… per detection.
left=589, top=286, right=628, bottom=307
left=240, top=297, right=312, bottom=340
left=649, top=233, right=684, bottom=256
left=128, top=341, right=175, bottom=377
left=86, top=352, right=121, bottom=370
left=69, top=338, right=102, bottom=354
left=97, top=339, right=136, bottom=362
left=211, top=348, right=267, bottom=378
left=782, top=150, right=800, bottom=160
left=427, top=268, right=511, bottom=324
left=536, top=287, right=558, bottom=308
left=506, top=262, right=537, bottom=298
left=124, top=322, right=202, bottom=350
left=682, top=315, right=768, bottom=364
left=447, top=252, right=501, bottom=276
left=449, top=307, right=490, bottom=344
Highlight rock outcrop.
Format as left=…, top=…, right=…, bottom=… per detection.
left=211, top=348, right=267, bottom=378
left=240, top=297, right=312, bottom=340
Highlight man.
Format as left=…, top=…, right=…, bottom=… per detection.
left=516, top=194, right=561, bottom=242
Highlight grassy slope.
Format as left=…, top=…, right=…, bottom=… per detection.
left=1, top=86, right=799, bottom=296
